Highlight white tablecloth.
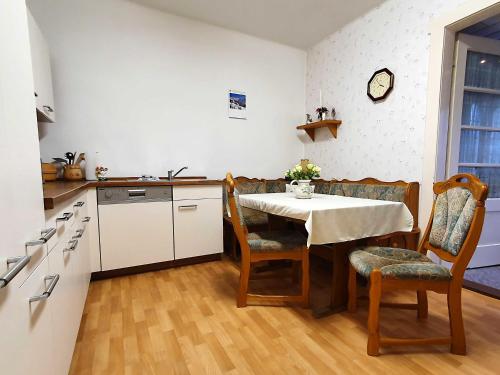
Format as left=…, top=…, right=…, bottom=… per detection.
left=239, top=193, right=414, bottom=247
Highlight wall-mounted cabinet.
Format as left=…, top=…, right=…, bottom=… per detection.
left=27, top=9, right=55, bottom=123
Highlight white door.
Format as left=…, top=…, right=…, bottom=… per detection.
left=448, top=33, right=500, bottom=267
left=0, top=0, right=47, bottom=372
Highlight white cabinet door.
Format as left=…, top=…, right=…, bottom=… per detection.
left=48, top=231, right=83, bottom=375
left=86, top=189, right=101, bottom=272
left=0, top=1, right=46, bottom=373
left=27, top=8, right=55, bottom=123
left=99, top=202, right=174, bottom=271
left=173, top=199, right=223, bottom=259
left=16, top=257, right=58, bottom=375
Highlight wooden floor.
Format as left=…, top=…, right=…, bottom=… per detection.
left=70, top=258, right=500, bottom=374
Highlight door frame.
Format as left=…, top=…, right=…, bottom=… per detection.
left=421, top=0, right=500, bottom=230
left=448, top=33, right=500, bottom=212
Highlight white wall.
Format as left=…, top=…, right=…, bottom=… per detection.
left=29, top=0, right=305, bottom=179
left=305, top=0, right=467, bottom=182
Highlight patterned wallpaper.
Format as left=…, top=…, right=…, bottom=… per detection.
left=305, top=0, right=466, bottom=182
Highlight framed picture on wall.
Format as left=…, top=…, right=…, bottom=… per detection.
left=228, top=90, right=247, bottom=119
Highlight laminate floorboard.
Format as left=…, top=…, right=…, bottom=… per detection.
left=70, top=258, right=500, bottom=374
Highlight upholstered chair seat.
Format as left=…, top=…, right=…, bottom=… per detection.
left=347, top=174, right=488, bottom=356
left=248, top=230, right=306, bottom=252
left=349, top=247, right=451, bottom=281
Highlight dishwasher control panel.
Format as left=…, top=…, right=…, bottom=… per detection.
left=97, top=186, right=173, bottom=204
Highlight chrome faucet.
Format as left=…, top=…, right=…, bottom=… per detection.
left=168, top=166, right=188, bottom=181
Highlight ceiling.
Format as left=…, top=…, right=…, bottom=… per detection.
left=462, top=14, right=500, bottom=40
left=130, top=0, right=385, bottom=49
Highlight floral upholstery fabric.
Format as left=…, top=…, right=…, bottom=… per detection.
left=429, top=187, right=477, bottom=256
left=236, top=181, right=266, bottom=194
left=241, top=207, right=268, bottom=226
left=313, top=181, right=331, bottom=195
left=231, top=188, right=247, bottom=227
left=329, top=183, right=406, bottom=202
left=349, top=246, right=451, bottom=281
left=266, top=180, right=287, bottom=193
left=226, top=188, right=268, bottom=227
left=247, top=230, right=306, bottom=252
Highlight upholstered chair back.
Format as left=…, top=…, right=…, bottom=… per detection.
left=421, top=174, right=488, bottom=277
left=225, top=173, right=249, bottom=247
left=429, top=187, right=477, bottom=256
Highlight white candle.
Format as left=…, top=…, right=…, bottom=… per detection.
left=319, top=89, right=322, bottom=107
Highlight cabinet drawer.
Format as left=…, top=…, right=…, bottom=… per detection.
left=17, top=256, right=58, bottom=375
left=44, top=192, right=87, bottom=251
left=173, top=199, right=223, bottom=259
left=173, top=185, right=222, bottom=201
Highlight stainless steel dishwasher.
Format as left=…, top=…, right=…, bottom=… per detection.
left=97, top=186, right=174, bottom=271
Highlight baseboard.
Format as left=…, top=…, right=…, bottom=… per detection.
left=469, top=243, right=500, bottom=268
left=463, top=279, right=500, bottom=300
left=91, top=253, right=222, bottom=280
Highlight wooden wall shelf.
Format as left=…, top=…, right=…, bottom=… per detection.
left=296, top=120, right=342, bottom=141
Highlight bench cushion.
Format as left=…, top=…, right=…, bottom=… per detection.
left=236, top=181, right=266, bottom=194
left=330, top=183, right=406, bottom=202
left=266, top=180, right=287, bottom=193
left=241, top=207, right=268, bottom=226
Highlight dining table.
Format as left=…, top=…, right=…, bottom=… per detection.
left=238, top=192, right=414, bottom=317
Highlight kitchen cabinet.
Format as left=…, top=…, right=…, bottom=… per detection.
left=15, top=256, right=57, bottom=375
left=27, top=8, right=55, bottom=123
left=0, top=1, right=49, bottom=373
left=49, top=216, right=89, bottom=375
left=99, top=200, right=175, bottom=271
left=173, top=186, right=223, bottom=260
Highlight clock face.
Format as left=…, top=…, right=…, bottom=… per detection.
left=367, top=68, right=394, bottom=102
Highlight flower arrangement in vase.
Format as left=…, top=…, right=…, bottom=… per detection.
left=95, top=166, right=109, bottom=181
left=285, top=161, right=321, bottom=199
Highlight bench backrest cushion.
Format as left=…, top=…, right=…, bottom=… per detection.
left=266, top=179, right=287, bottom=193
left=235, top=180, right=266, bottom=194
left=329, top=183, right=406, bottom=203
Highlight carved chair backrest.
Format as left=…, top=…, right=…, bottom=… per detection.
left=420, top=174, right=488, bottom=278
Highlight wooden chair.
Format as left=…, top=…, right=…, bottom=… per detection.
left=225, top=172, right=310, bottom=307
left=347, top=174, right=488, bottom=356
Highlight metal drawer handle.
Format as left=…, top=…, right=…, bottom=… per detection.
left=74, top=201, right=85, bottom=207
left=178, top=205, right=198, bottom=210
left=25, top=228, right=56, bottom=247
left=29, top=274, right=60, bottom=303
left=72, top=229, right=84, bottom=239
left=0, top=255, right=31, bottom=288
left=43, top=105, right=54, bottom=113
left=63, top=239, right=78, bottom=253
left=82, top=216, right=91, bottom=223
left=56, top=212, right=73, bottom=222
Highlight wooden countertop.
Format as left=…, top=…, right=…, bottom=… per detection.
left=43, top=178, right=222, bottom=210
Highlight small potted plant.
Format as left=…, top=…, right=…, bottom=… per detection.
left=316, top=107, right=328, bottom=121
left=95, top=166, right=109, bottom=181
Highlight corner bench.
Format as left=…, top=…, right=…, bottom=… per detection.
left=223, top=177, right=420, bottom=259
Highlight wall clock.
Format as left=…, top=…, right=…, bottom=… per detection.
left=367, top=68, right=394, bottom=102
